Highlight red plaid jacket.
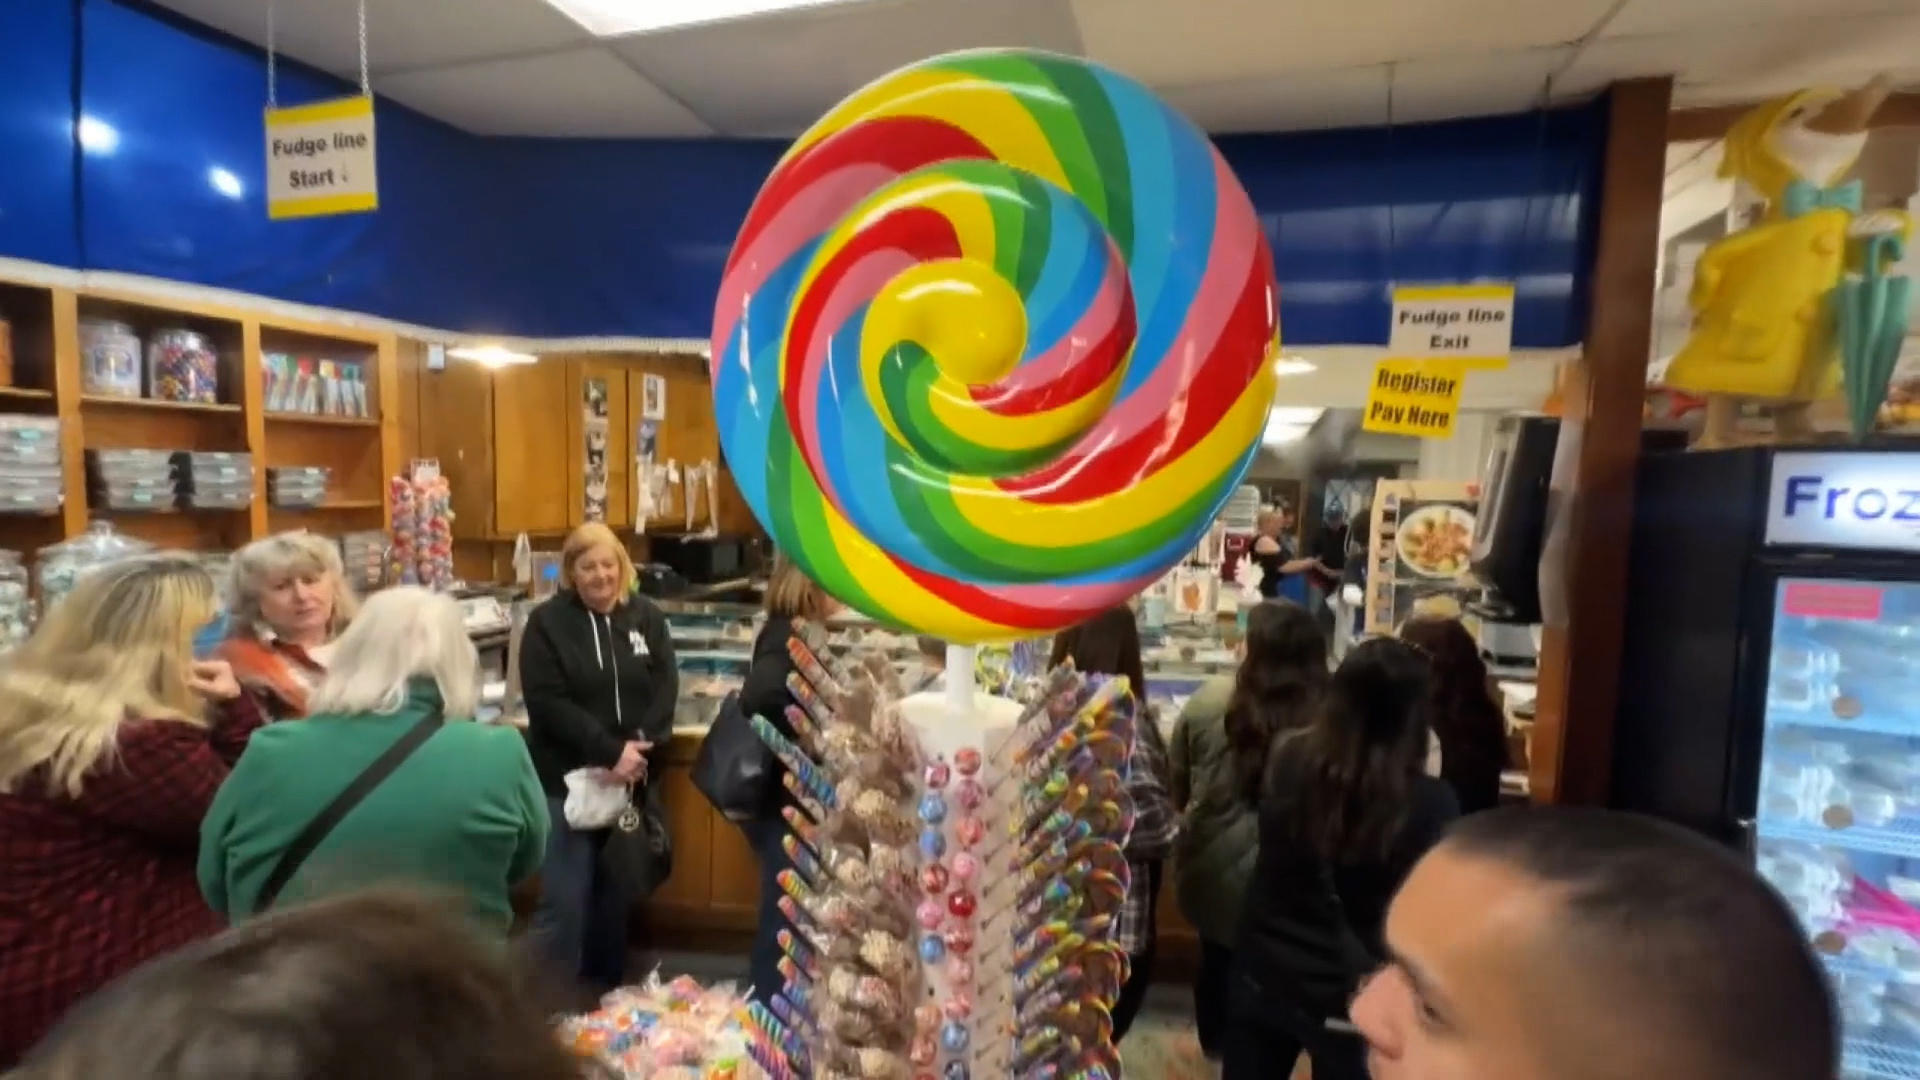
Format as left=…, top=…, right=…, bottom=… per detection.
left=0, top=695, right=265, bottom=1066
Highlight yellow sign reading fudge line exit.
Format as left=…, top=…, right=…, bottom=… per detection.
left=1362, top=359, right=1466, bottom=439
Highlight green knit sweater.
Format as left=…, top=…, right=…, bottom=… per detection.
left=198, top=680, right=549, bottom=934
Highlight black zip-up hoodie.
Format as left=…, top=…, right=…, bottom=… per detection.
left=519, top=589, right=678, bottom=797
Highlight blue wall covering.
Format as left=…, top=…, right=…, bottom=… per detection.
left=3, top=0, right=1605, bottom=346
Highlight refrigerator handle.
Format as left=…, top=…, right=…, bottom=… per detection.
left=1735, top=817, right=1758, bottom=861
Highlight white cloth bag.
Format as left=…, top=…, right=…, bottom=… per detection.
left=563, top=768, right=631, bottom=829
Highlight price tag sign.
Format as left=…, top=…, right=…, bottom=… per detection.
left=264, top=95, right=378, bottom=220
left=1389, top=283, right=1514, bottom=370
left=1361, top=360, right=1466, bottom=439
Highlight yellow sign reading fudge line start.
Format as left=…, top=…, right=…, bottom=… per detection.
left=1361, top=359, right=1466, bottom=439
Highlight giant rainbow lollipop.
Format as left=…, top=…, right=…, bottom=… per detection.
left=712, top=48, right=1279, bottom=643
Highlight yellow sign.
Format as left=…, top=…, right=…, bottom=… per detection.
left=1390, top=283, right=1513, bottom=370
left=1362, top=359, right=1466, bottom=438
left=265, top=96, right=378, bottom=220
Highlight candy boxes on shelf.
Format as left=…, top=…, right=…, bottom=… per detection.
left=558, top=973, right=759, bottom=1080
left=263, top=352, right=371, bottom=418
left=86, top=448, right=174, bottom=513
left=267, top=465, right=330, bottom=508
left=0, top=415, right=63, bottom=515
left=173, top=451, right=254, bottom=510
left=34, top=520, right=154, bottom=611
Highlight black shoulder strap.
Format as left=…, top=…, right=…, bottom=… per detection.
left=253, top=713, right=443, bottom=915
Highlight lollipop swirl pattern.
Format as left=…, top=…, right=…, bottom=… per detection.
left=713, top=49, right=1279, bottom=643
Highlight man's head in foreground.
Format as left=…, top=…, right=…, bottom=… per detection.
left=1351, top=807, right=1836, bottom=1080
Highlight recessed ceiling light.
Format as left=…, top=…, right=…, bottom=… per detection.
left=448, top=345, right=538, bottom=368
left=1273, top=357, right=1316, bottom=376
left=540, top=0, right=869, bottom=36
left=1262, top=422, right=1311, bottom=445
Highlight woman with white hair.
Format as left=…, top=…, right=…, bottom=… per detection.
left=217, top=531, right=360, bottom=719
left=199, top=587, right=548, bottom=934
left=0, top=555, right=261, bottom=1067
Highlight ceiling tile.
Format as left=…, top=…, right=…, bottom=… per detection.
left=611, top=0, right=1085, bottom=137
left=1158, top=66, right=1393, bottom=135
left=1390, top=47, right=1574, bottom=124
left=150, top=0, right=592, bottom=80
left=1070, top=0, right=1616, bottom=89
left=1604, top=0, right=1915, bottom=38
left=1561, top=12, right=1920, bottom=103
left=376, top=47, right=712, bottom=136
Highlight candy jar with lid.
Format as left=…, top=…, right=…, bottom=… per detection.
left=147, top=328, right=220, bottom=404
left=0, top=549, right=30, bottom=653
left=79, top=319, right=142, bottom=398
left=35, top=520, right=156, bottom=612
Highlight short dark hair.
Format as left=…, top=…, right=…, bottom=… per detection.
left=1446, top=807, right=1837, bottom=1080
left=20, top=890, right=584, bottom=1080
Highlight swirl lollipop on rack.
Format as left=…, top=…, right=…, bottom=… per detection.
left=712, top=49, right=1280, bottom=645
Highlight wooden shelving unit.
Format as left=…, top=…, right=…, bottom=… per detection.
left=0, top=277, right=399, bottom=576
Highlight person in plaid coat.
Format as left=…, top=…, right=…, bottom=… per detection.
left=0, top=556, right=265, bottom=1066
left=1051, top=607, right=1178, bottom=1044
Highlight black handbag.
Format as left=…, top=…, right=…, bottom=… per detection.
left=690, top=692, right=775, bottom=822
left=601, top=781, right=673, bottom=899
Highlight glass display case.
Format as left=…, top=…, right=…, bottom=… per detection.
left=1756, top=577, right=1920, bottom=1079
left=1142, top=620, right=1238, bottom=724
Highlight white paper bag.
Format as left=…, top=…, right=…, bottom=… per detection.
left=563, top=768, right=630, bottom=829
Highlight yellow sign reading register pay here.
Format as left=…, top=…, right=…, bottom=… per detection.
left=264, top=95, right=378, bottom=221
left=1361, top=359, right=1467, bottom=439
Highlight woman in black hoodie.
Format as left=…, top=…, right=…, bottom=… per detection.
left=734, top=558, right=839, bottom=1003
left=519, top=524, right=677, bottom=992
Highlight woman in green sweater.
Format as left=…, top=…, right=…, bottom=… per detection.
left=199, top=587, right=549, bottom=934
left=1169, top=599, right=1326, bottom=1061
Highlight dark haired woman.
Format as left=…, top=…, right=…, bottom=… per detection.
left=1225, top=638, right=1459, bottom=1080
left=1400, top=615, right=1511, bottom=815
left=1050, top=606, right=1176, bottom=1043
left=1170, top=600, right=1326, bottom=1061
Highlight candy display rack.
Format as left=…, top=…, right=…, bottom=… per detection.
left=0, top=274, right=398, bottom=595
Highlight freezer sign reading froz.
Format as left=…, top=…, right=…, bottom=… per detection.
left=264, top=95, right=378, bottom=221
left=1782, top=475, right=1920, bottom=522
left=1362, top=361, right=1464, bottom=438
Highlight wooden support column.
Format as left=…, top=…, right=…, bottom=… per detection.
left=1529, top=77, right=1673, bottom=807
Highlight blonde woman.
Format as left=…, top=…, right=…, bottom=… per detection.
left=736, top=557, right=840, bottom=1004
left=199, top=587, right=547, bottom=934
left=0, top=556, right=261, bottom=1067
left=520, top=523, right=677, bottom=991
left=218, top=531, right=360, bottom=719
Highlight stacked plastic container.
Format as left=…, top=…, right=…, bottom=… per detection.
left=0, top=416, right=64, bottom=515
left=338, top=530, right=387, bottom=593
left=86, top=449, right=176, bottom=512
left=35, top=521, right=154, bottom=612
left=268, top=466, right=329, bottom=508
left=174, top=452, right=254, bottom=510
left=0, top=549, right=31, bottom=653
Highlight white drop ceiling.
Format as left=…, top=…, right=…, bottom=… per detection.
left=149, top=0, right=1920, bottom=138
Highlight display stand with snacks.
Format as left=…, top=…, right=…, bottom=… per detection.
left=1362, top=479, right=1481, bottom=637
left=560, top=972, right=760, bottom=1080
left=710, top=47, right=1281, bottom=1080
left=387, top=460, right=453, bottom=589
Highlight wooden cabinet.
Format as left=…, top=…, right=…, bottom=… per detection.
left=422, top=350, right=765, bottom=551
left=0, top=277, right=398, bottom=578
left=568, top=359, right=631, bottom=530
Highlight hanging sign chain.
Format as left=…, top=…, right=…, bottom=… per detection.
left=357, top=0, right=371, bottom=97
left=265, top=0, right=277, bottom=108
left=263, top=0, right=370, bottom=104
